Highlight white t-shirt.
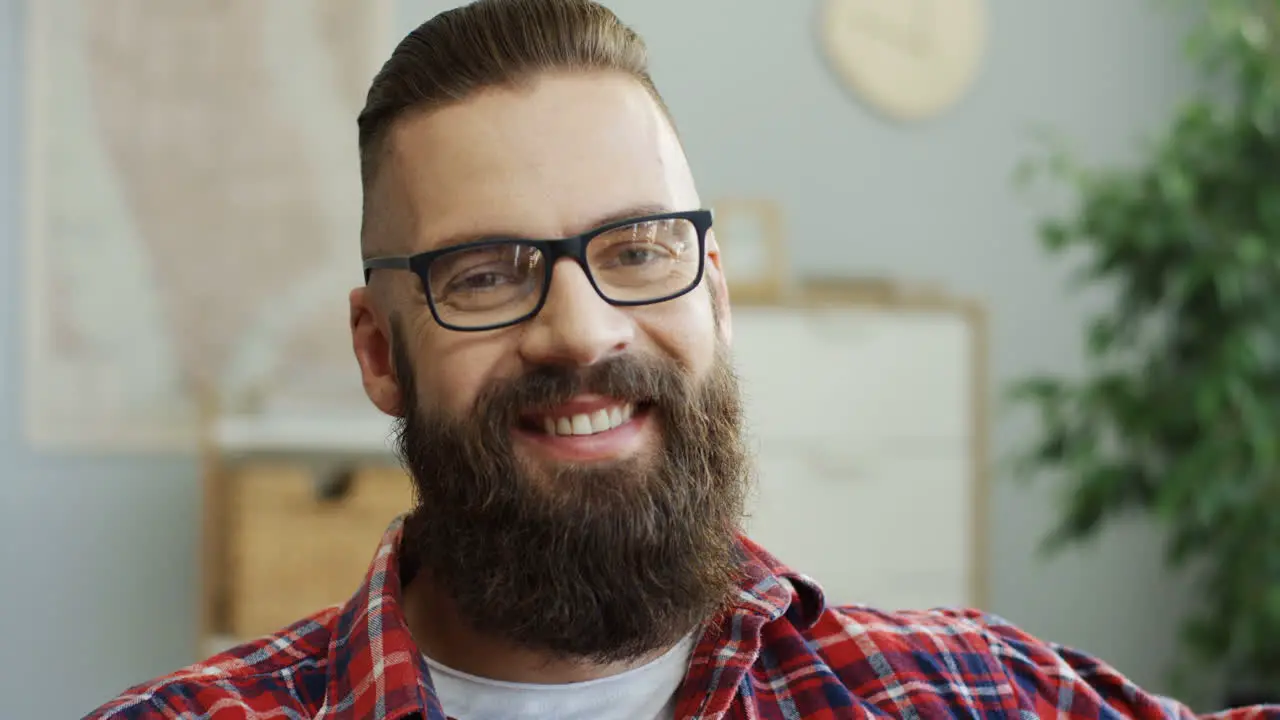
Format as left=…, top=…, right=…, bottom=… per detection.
left=424, top=635, right=696, bottom=720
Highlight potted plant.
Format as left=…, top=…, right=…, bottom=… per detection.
left=1009, top=0, right=1280, bottom=706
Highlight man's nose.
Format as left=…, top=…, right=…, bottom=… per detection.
left=517, top=258, right=634, bottom=368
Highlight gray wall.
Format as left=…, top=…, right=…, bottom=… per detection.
left=0, top=1, right=1200, bottom=717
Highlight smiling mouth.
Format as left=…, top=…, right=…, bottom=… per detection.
left=519, top=402, right=652, bottom=437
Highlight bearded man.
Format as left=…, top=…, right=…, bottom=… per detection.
left=86, top=1, right=1280, bottom=718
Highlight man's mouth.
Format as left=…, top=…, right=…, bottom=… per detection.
left=537, top=403, right=634, bottom=436
left=513, top=398, right=655, bottom=461
left=517, top=399, right=654, bottom=437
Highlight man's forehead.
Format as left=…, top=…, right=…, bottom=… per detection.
left=377, top=72, right=698, bottom=253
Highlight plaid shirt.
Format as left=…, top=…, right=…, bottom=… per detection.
left=86, top=517, right=1278, bottom=720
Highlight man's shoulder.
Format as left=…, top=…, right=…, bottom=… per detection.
left=801, top=604, right=1015, bottom=671
left=82, top=609, right=340, bottom=719
left=800, top=603, right=1129, bottom=687
left=789, top=604, right=1223, bottom=718
left=810, top=603, right=1035, bottom=651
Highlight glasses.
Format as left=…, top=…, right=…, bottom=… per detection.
left=363, top=209, right=714, bottom=331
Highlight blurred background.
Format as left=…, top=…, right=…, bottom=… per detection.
left=4, top=0, right=1278, bottom=717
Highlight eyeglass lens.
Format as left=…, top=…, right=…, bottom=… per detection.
left=426, top=216, right=701, bottom=328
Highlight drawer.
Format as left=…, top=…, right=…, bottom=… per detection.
left=732, top=307, right=974, bottom=448
left=742, top=446, right=980, bottom=609
left=832, top=569, right=974, bottom=611
left=224, top=464, right=414, bottom=639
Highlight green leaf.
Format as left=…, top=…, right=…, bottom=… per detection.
left=1235, top=233, right=1268, bottom=266
left=1085, top=316, right=1122, bottom=355
left=1038, top=218, right=1074, bottom=252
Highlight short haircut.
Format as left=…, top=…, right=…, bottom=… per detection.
left=357, top=0, right=671, bottom=245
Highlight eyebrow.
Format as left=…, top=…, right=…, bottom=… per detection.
left=427, top=202, right=675, bottom=251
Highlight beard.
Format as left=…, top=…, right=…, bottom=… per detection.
left=392, top=320, right=751, bottom=665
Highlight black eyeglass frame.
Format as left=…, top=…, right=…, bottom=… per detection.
left=363, top=209, right=714, bottom=332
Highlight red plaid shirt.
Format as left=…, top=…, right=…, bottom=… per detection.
left=86, top=517, right=1277, bottom=719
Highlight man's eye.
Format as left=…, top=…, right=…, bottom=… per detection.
left=615, top=245, right=667, bottom=266
left=449, top=270, right=513, bottom=292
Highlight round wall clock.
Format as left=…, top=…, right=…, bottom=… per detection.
left=818, top=0, right=988, bottom=122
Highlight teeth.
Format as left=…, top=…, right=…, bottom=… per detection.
left=539, top=404, right=635, bottom=436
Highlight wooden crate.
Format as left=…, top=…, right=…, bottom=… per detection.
left=221, top=464, right=413, bottom=639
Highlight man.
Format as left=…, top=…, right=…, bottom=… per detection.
left=86, top=1, right=1277, bottom=718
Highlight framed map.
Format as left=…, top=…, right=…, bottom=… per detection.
left=24, top=0, right=393, bottom=450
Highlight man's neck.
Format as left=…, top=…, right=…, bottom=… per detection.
left=400, top=573, right=680, bottom=685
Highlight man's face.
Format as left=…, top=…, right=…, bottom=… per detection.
left=350, top=71, right=750, bottom=662
left=360, top=72, right=728, bottom=436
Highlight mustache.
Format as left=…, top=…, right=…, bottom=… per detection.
left=476, top=354, right=690, bottom=422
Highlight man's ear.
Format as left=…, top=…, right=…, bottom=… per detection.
left=350, top=285, right=404, bottom=417
left=705, top=230, right=732, bottom=344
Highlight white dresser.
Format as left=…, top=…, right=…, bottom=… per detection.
left=731, top=288, right=988, bottom=611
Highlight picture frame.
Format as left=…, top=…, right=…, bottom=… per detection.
left=711, top=198, right=790, bottom=305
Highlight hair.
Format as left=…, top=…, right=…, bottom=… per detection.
left=357, top=0, right=671, bottom=245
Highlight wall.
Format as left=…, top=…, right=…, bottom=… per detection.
left=0, top=1, right=1201, bottom=717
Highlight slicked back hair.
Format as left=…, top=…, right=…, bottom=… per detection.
left=356, top=0, right=671, bottom=246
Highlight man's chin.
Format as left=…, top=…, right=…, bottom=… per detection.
left=509, top=406, right=658, bottom=464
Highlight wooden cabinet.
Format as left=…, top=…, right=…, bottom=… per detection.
left=201, top=462, right=412, bottom=650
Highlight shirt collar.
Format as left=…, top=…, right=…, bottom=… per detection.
left=321, top=515, right=826, bottom=720
left=321, top=517, right=440, bottom=720
left=731, top=534, right=826, bottom=630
